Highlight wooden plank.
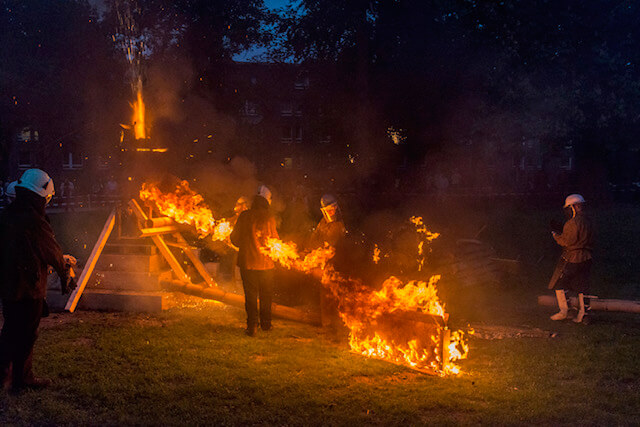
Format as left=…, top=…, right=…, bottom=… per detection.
left=139, top=225, right=181, bottom=237
left=152, top=235, right=189, bottom=282
left=538, top=295, right=640, bottom=313
left=128, top=199, right=189, bottom=282
left=65, top=209, right=116, bottom=312
left=173, top=233, right=218, bottom=288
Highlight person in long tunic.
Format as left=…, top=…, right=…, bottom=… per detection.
left=548, top=194, right=594, bottom=323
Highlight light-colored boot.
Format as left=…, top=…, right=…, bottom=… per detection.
left=550, top=290, right=568, bottom=320
left=573, top=293, right=586, bottom=323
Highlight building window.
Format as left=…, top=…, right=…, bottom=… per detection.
left=281, top=126, right=293, bottom=144
left=17, top=127, right=39, bottom=143
left=294, top=73, right=309, bottom=90
left=18, top=150, right=32, bottom=169
left=63, top=152, right=83, bottom=170
left=242, top=100, right=258, bottom=116
left=294, top=126, right=302, bottom=143
left=294, top=104, right=303, bottom=117
left=320, top=134, right=331, bottom=144
left=281, top=102, right=293, bottom=117
left=282, top=157, right=293, bottom=169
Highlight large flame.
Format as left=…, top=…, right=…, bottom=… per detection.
left=261, top=235, right=469, bottom=375
left=140, top=182, right=469, bottom=375
left=132, top=85, right=146, bottom=140
left=139, top=181, right=232, bottom=241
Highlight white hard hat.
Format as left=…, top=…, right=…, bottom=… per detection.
left=257, top=185, right=272, bottom=205
left=16, top=168, right=55, bottom=202
left=564, top=194, right=585, bottom=208
left=6, top=181, right=17, bottom=200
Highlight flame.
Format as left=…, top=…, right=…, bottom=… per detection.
left=132, top=85, right=146, bottom=140
left=372, top=244, right=381, bottom=264
left=410, top=216, right=440, bottom=271
left=139, top=181, right=231, bottom=241
left=140, top=181, right=469, bottom=375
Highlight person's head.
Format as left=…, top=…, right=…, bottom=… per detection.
left=5, top=181, right=17, bottom=202
left=563, top=193, right=585, bottom=219
left=16, top=168, right=55, bottom=204
left=234, top=196, right=250, bottom=214
left=257, top=184, right=272, bottom=205
left=320, top=193, right=340, bottom=223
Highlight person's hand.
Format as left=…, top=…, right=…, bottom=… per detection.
left=63, top=254, right=77, bottom=266
left=61, top=277, right=77, bottom=295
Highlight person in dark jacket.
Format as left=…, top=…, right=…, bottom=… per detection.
left=548, top=194, right=594, bottom=323
left=230, top=185, right=279, bottom=336
left=308, top=194, right=347, bottom=329
left=0, top=169, right=75, bottom=392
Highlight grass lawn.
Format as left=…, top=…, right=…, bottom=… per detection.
left=0, top=203, right=639, bottom=425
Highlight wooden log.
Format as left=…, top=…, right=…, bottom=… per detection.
left=161, top=279, right=321, bottom=325
left=145, top=217, right=175, bottom=228
left=66, top=209, right=116, bottom=312
left=139, top=225, right=181, bottom=237
left=538, top=295, right=640, bottom=313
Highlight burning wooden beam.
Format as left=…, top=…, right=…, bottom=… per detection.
left=161, top=279, right=321, bottom=325
left=145, top=217, right=176, bottom=228
left=538, top=295, right=640, bottom=313
left=138, top=225, right=181, bottom=237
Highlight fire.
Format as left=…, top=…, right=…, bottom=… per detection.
left=132, top=83, right=146, bottom=140
left=139, top=181, right=231, bottom=241
left=372, top=244, right=381, bottom=264
left=261, top=238, right=335, bottom=272
left=139, top=182, right=469, bottom=375
left=410, top=216, right=440, bottom=271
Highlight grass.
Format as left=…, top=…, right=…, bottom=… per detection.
left=0, top=303, right=638, bottom=425
left=1, top=203, right=639, bottom=425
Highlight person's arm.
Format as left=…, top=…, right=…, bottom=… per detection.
left=553, top=219, right=578, bottom=248
left=269, top=216, right=279, bottom=240
left=230, top=213, right=244, bottom=248
left=34, top=217, right=71, bottom=290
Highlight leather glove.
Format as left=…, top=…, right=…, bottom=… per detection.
left=61, top=276, right=77, bottom=295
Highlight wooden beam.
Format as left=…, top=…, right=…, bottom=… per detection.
left=139, top=225, right=181, bottom=237
left=173, top=233, right=218, bottom=288
left=152, top=235, right=189, bottom=282
left=538, top=295, right=640, bottom=313
left=65, top=209, right=116, bottom=312
left=161, top=279, right=321, bottom=325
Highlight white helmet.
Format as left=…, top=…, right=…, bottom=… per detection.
left=320, top=193, right=340, bottom=223
left=564, top=194, right=585, bottom=208
left=16, top=168, right=55, bottom=203
left=257, top=184, right=272, bottom=205
left=5, top=181, right=17, bottom=201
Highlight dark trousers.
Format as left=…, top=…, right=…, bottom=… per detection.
left=240, top=269, right=273, bottom=328
left=0, top=298, right=44, bottom=386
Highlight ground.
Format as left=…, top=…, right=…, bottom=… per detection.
left=0, top=202, right=639, bottom=424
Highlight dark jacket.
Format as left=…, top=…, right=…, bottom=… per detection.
left=230, top=195, right=279, bottom=270
left=0, top=187, right=69, bottom=301
left=553, top=212, right=594, bottom=263
left=309, top=218, right=346, bottom=248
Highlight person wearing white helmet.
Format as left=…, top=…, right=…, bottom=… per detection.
left=0, top=169, right=76, bottom=392
left=548, top=193, right=594, bottom=323
left=5, top=181, right=17, bottom=203
left=309, top=194, right=347, bottom=329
